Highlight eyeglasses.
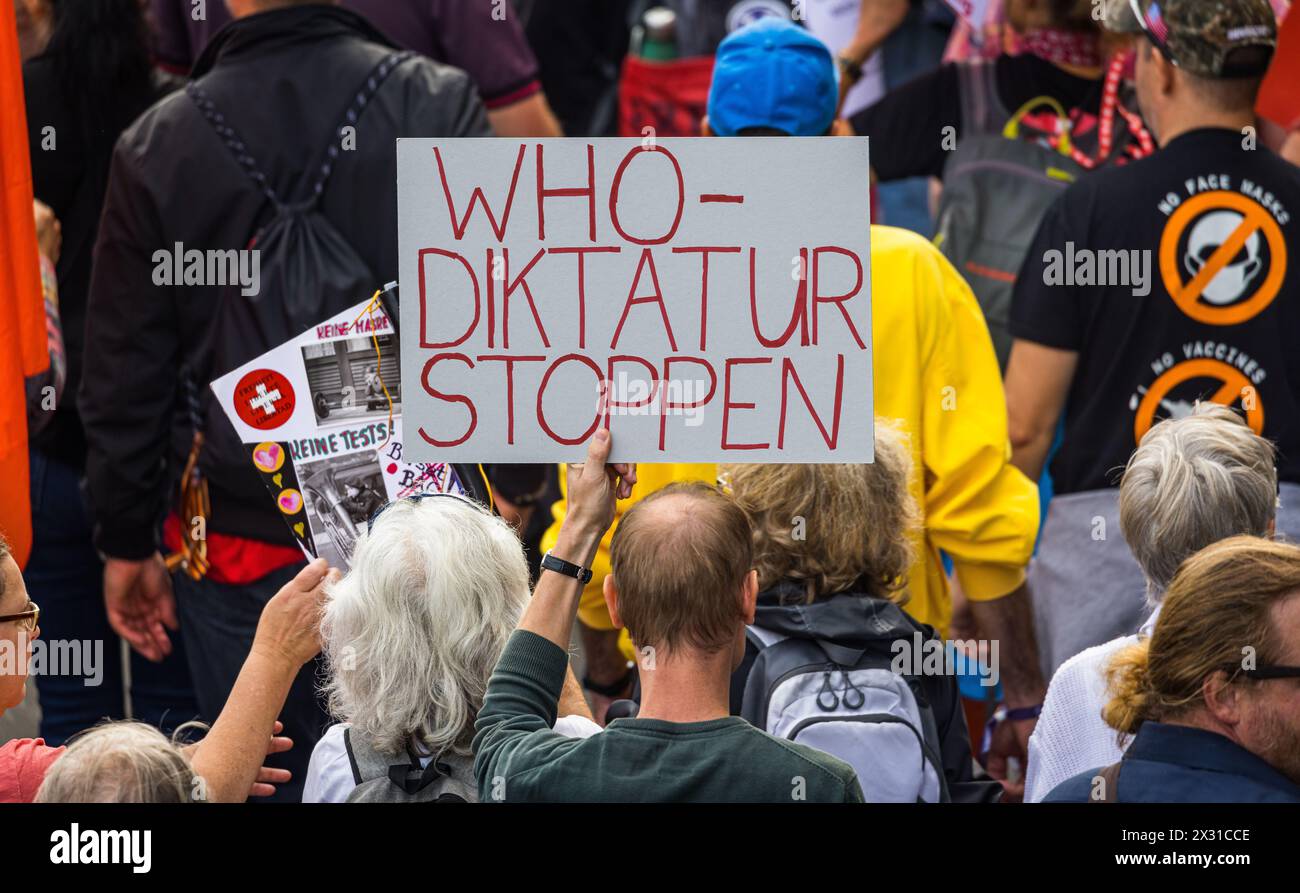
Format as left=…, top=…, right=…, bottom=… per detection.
left=1243, top=665, right=1300, bottom=681
left=0, top=600, right=40, bottom=633
left=365, top=490, right=486, bottom=533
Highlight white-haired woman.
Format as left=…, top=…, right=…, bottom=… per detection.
left=1025, top=403, right=1284, bottom=801
left=306, top=494, right=599, bottom=802
left=36, top=722, right=197, bottom=803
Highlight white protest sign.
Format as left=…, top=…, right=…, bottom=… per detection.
left=397, top=137, right=873, bottom=463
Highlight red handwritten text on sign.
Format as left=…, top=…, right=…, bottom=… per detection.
left=397, top=137, right=873, bottom=463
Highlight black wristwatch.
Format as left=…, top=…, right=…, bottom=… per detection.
left=540, top=550, right=593, bottom=585
left=837, top=54, right=865, bottom=84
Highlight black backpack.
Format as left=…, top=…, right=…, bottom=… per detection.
left=934, top=56, right=1151, bottom=368
left=182, top=51, right=413, bottom=505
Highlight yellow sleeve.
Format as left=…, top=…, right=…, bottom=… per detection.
left=919, top=250, right=1040, bottom=603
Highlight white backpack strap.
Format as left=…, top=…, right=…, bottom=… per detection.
left=745, top=625, right=787, bottom=651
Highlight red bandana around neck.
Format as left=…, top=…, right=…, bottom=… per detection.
left=1019, top=27, right=1103, bottom=69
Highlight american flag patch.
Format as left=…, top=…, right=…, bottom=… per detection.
left=1146, top=2, right=1170, bottom=44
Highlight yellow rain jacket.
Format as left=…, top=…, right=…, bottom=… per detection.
left=541, top=226, right=1039, bottom=656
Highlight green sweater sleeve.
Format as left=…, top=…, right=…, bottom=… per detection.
left=472, top=630, right=580, bottom=802
left=845, top=775, right=866, bottom=803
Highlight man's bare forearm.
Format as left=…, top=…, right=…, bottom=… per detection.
left=969, top=582, right=1046, bottom=708
left=487, top=92, right=563, bottom=138
left=1010, top=431, right=1055, bottom=483
left=518, top=524, right=602, bottom=650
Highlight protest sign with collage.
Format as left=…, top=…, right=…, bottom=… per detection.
left=210, top=298, right=466, bottom=570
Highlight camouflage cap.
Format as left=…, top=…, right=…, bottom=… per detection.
left=1126, top=0, right=1277, bottom=78
left=1100, top=0, right=1142, bottom=34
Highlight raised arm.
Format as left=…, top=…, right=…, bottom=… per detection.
left=189, top=560, right=336, bottom=802
left=473, top=431, right=634, bottom=800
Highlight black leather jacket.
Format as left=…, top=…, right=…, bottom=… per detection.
left=80, top=5, right=490, bottom=558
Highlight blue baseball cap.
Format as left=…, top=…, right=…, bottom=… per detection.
left=707, top=18, right=839, bottom=138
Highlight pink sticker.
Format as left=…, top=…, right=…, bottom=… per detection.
left=277, top=489, right=303, bottom=515
left=253, top=442, right=284, bottom=473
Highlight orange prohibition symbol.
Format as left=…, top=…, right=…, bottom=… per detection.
left=1160, top=191, right=1286, bottom=326
left=1134, top=358, right=1264, bottom=444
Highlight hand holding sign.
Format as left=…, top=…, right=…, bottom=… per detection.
left=253, top=558, right=340, bottom=670
left=565, top=429, right=637, bottom=540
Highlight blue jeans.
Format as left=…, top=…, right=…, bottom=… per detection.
left=172, top=561, right=329, bottom=803
left=26, top=450, right=199, bottom=745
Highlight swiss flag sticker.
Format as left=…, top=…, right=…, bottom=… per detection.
left=234, top=369, right=296, bottom=430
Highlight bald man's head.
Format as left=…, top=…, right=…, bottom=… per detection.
left=608, top=483, right=753, bottom=654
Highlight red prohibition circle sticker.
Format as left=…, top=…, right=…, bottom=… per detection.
left=234, top=369, right=296, bottom=430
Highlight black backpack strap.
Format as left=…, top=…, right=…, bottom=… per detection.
left=343, top=726, right=365, bottom=786
left=388, top=742, right=447, bottom=796
left=307, top=50, right=414, bottom=203
left=186, top=80, right=282, bottom=207
left=185, top=49, right=414, bottom=210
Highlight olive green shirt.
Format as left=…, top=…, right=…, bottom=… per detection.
left=473, top=630, right=864, bottom=803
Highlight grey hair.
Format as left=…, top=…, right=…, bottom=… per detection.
left=35, top=721, right=198, bottom=803
left=1120, top=403, right=1278, bottom=603
left=319, top=497, right=529, bottom=759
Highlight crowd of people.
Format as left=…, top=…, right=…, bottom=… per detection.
left=1, top=0, right=1299, bottom=805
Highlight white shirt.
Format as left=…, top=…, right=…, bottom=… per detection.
left=303, top=714, right=602, bottom=803
left=802, top=0, right=888, bottom=117
left=1025, top=606, right=1162, bottom=803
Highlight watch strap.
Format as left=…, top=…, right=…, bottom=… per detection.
left=837, top=54, right=865, bottom=83
left=540, top=550, right=593, bottom=585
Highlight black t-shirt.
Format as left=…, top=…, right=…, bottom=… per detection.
left=525, top=0, right=633, bottom=136
left=849, top=53, right=1104, bottom=182
left=667, top=0, right=796, bottom=58
left=1011, top=128, right=1300, bottom=494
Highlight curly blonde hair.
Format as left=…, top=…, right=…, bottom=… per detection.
left=721, top=419, right=920, bottom=603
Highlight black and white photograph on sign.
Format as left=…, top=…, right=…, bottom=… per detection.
left=296, top=450, right=388, bottom=568
left=301, top=335, right=402, bottom=425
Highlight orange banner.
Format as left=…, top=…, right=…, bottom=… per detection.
left=0, top=1, right=47, bottom=568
